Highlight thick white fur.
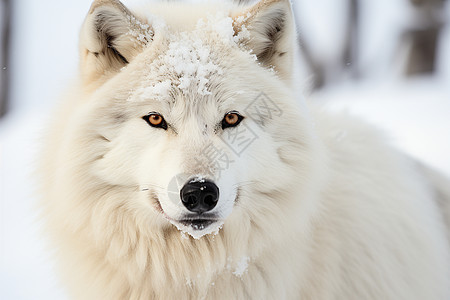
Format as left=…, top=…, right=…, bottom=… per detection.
left=39, top=0, right=450, bottom=299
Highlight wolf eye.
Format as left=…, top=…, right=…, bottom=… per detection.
left=143, top=112, right=168, bottom=130
left=222, top=111, right=244, bottom=129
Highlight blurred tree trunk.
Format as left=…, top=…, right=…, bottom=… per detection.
left=343, top=0, right=360, bottom=79
left=1, top=0, right=11, bottom=117
left=296, top=0, right=359, bottom=89
left=294, top=8, right=326, bottom=89
left=404, top=0, right=446, bottom=75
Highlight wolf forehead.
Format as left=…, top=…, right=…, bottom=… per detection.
left=127, top=23, right=243, bottom=104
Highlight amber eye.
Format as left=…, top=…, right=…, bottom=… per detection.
left=222, top=111, right=244, bottom=129
left=143, top=112, right=168, bottom=130
left=149, top=114, right=162, bottom=126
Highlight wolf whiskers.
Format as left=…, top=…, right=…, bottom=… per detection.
left=138, top=183, right=165, bottom=192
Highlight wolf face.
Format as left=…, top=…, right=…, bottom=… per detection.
left=75, top=0, right=314, bottom=238
left=38, top=1, right=450, bottom=297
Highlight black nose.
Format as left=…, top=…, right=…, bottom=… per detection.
left=180, top=179, right=219, bottom=213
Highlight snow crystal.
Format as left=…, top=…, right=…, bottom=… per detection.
left=235, top=12, right=252, bottom=25
left=234, top=25, right=250, bottom=44
left=226, top=257, right=232, bottom=270
left=235, top=16, right=246, bottom=24
left=192, top=222, right=205, bottom=231
left=225, top=256, right=250, bottom=277
left=186, top=278, right=193, bottom=287
left=126, top=15, right=153, bottom=46
left=233, top=11, right=252, bottom=44
left=191, top=175, right=206, bottom=183
left=232, top=256, right=250, bottom=277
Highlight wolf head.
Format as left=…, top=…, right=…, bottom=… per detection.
left=74, top=0, right=319, bottom=239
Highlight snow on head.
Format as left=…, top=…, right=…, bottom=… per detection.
left=130, top=13, right=251, bottom=102
left=166, top=35, right=223, bottom=96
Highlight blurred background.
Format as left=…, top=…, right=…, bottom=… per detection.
left=1, top=0, right=449, bottom=298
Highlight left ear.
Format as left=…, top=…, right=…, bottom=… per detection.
left=233, top=0, right=296, bottom=82
left=79, top=0, right=153, bottom=86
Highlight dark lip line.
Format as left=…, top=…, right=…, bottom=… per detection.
left=179, top=219, right=220, bottom=226
left=180, top=213, right=219, bottom=221
left=179, top=219, right=216, bottom=227
left=179, top=218, right=220, bottom=221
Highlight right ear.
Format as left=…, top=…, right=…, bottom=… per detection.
left=79, top=0, right=152, bottom=85
left=232, top=0, right=296, bottom=83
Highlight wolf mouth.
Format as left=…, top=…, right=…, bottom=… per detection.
left=179, top=219, right=216, bottom=230
left=151, top=191, right=220, bottom=229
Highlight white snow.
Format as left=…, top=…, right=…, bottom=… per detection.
left=225, top=256, right=250, bottom=277
left=132, top=13, right=252, bottom=102
left=126, top=15, right=153, bottom=45
left=132, top=28, right=224, bottom=99
left=185, top=278, right=193, bottom=287
left=133, top=79, right=172, bottom=102
left=0, top=110, right=68, bottom=300
left=311, top=78, right=450, bottom=177
left=232, top=256, right=250, bottom=277
left=191, top=175, right=206, bottom=183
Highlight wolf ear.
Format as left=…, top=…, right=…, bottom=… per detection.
left=80, top=0, right=152, bottom=85
left=233, top=0, right=296, bottom=82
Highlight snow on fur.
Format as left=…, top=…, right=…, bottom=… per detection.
left=130, top=13, right=251, bottom=103
left=126, top=15, right=154, bottom=45
left=232, top=256, right=250, bottom=277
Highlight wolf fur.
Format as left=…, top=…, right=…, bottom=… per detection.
left=38, top=0, right=450, bottom=299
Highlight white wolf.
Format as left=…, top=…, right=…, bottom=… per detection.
left=38, top=0, right=450, bottom=299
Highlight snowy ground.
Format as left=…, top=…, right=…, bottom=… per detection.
left=312, top=77, right=450, bottom=177
left=1, top=0, right=449, bottom=299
